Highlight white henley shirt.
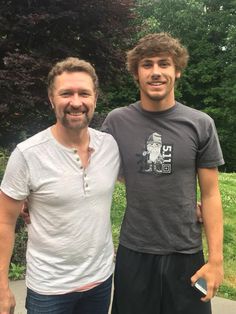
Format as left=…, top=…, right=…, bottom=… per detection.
left=1, top=127, right=120, bottom=294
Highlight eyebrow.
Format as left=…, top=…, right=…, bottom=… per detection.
left=141, top=56, right=172, bottom=62
left=59, top=87, right=92, bottom=93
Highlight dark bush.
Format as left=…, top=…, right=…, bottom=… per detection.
left=11, top=224, right=28, bottom=267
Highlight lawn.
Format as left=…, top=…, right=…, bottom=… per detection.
left=111, top=173, right=236, bottom=300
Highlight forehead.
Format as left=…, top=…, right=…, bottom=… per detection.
left=139, top=54, right=174, bottom=63
left=53, top=71, right=94, bottom=90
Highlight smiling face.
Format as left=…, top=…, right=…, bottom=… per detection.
left=136, top=55, right=181, bottom=111
left=49, top=71, right=97, bottom=131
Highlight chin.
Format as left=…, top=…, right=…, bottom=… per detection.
left=148, top=95, right=165, bottom=101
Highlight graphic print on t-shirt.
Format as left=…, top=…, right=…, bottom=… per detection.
left=137, top=132, right=173, bottom=175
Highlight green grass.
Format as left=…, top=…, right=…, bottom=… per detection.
left=111, top=173, right=236, bottom=300
left=111, top=182, right=127, bottom=248
left=218, top=173, right=236, bottom=300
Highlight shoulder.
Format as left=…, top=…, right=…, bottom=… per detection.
left=106, top=101, right=139, bottom=120
left=176, top=102, right=214, bottom=125
left=89, top=127, right=118, bottom=148
left=17, top=128, right=52, bottom=153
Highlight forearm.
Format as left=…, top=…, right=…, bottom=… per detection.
left=0, top=202, right=20, bottom=312
left=0, top=223, right=15, bottom=289
left=0, top=192, right=23, bottom=289
left=192, top=168, right=224, bottom=300
left=201, top=191, right=223, bottom=264
left=0, top=222, right=16, bottom=313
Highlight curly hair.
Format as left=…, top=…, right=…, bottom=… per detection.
left=127, top=33, right=189, bottom=77
left=47, top=57, right=99, bottom=96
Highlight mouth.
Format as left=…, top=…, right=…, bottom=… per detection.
left=148, top=81, right=165, bottom=86
left=66, top=112, right=85, bottom=116
left=65, top=106, right=88, bottom=116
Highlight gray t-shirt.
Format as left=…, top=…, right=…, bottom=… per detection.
left=102, top=101, right=224, bottom=254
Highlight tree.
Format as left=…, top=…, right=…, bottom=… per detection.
left=0, top=0, right=136, bottom=146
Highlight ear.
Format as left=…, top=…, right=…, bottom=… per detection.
left=94, top=94, right=99, bottom=108
left=176, top=71, right=181, bottom=79
left=49, top=100, right=54, bottom=109
left=48, top=94, right=54, bottom=109
left=134, top=70, right=139, bottom=81
left=133, top=73, right=140, bottom=87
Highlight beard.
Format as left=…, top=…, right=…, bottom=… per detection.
left=53, top=104, right=93, bottom=131
left=60, top=113, right=90, bottom=130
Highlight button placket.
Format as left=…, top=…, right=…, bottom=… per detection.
left=83, top=170, right=89, bottom=189
left=71, top=147, right=91, bottom=193
left=72, top=148, right=82, bottom=168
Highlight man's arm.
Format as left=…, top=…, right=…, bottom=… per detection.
left=0, top=191, right=24, bottom=313
left=191, top=167, right=223, bottom=302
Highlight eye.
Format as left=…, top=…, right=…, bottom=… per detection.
left=142, top=62, right=152, bottom=69
left=80, top=92, right=90, bottom=97
left=60, top=91, right=72, bottom=97
left=159, top=61, right=170, bottom=68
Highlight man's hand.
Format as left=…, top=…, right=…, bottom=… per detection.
left=191, top=261, right=224, bottom=302
left=20, top=201, right=31, bottom=225
left=0, top=287, right=16, bottom=314
left=196, top=202, right=203, bottom=223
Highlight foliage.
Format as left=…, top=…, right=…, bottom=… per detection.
left=9, top=263, right=26, bottom=281
left=219, top=173, right=236, bottom=299
left=101, top=75, right=139, bottom=110
left=0, top=0, right=235, bottom=172
left=0, top=0, right=136, bottom=146
left=0, top=147, right=9, bottom=180
left=11, top=224, right=28, bottom=266
left=202, top=173, right=236, bottom=299
left=111, top=182, right=127, bottom=248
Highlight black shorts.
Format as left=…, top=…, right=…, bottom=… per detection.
left=112, top=245, right=211, bottom=314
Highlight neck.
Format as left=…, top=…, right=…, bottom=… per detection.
left=140, top=93, right=175, bottom=112
left=51, top=124, right=90, bottom=149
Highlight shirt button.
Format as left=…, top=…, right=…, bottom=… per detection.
left=76, top=157, right=80, bottom=161
left=85, top=183, right=88, bottom=187
left=73, top=149, right=77, bottom=154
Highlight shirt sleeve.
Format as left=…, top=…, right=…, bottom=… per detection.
left=0, top=147, right=30, bottom=200
left=101, top=113, right=124, bottom=178
left=100, top=114, right=112, bottom=134
left=197, top=118, right=224, bottom=168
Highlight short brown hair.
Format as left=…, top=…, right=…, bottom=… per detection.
left=47, top=57, right=99, bottom=96
left=127, top=33, right=189, bottom=77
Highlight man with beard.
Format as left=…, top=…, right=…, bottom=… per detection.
left=102, top=33, right=224, bottom=314
left=0, top=57, right=120, bottom=314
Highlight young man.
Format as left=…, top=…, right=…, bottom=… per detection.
left=102, top=33, right=224, bottom=314
left=0, top=57, right=120, bottom=314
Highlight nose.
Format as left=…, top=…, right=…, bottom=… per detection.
left=151, top=64, right=161, bottom=79
left=70, top=94, right=83, bottom=107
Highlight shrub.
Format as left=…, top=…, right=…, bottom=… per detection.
left=0, top=147, right=9, bottom=181
left=11, top=224, right=28, bottom=266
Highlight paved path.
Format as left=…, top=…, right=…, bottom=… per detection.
left=10, top=280, right=236, bottom=314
